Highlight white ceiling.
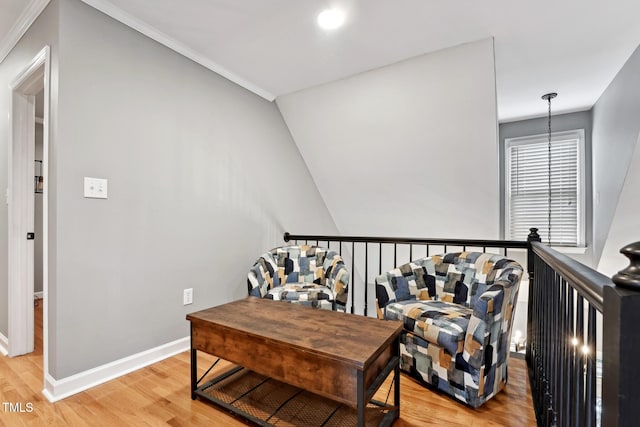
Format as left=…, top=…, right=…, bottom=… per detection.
left=2, top=0, right=640, bottom=122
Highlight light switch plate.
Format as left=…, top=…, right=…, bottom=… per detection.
left=183, top=288, right=193, bottom=305
left=84, top=177, right=108, bottom=199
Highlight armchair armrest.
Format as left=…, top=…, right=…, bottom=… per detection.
left=463, top=282, right=510, bottom=370
left=327, top=261, right=349, bottom=307
left=247, top=256, right=277, bottom=297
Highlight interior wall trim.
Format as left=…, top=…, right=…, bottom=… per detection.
left=42, top=336, right=189, bottom=402
left=79, top=0, right=275, bottom=101
left=0, top=333, right=8, bottom=356
left=0, top=0, right=51, bottom=64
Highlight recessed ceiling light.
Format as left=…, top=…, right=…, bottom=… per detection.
left=317, top=9, right=345, bottom=30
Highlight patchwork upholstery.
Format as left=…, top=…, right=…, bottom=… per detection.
left=248, top=245, right=349, bottom=311
left=375, top=252, right=523, bottom=407
left=386, top=300, right=472, bottom=357
left=266, top=283, right=334, bottom=310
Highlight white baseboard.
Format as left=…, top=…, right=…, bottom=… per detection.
left=42, top=336, right=189, bottom=402
left=34, top=291, right=43, bottom=299
left=0, top=333, right=8, bottom=356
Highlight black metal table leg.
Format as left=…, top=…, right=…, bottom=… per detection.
left=191, top=327, right=197, bottom=400
left=357, top=370, right=365, bottom=427
left=394, top=336, right=400, bottom=420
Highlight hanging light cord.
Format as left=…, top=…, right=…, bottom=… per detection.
left=541, top=92, right=557, bottom=246
left=547, top=96, right=552, bottom=246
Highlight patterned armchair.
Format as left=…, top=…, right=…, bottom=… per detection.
left=248, top=245, right=350, bottom=311
left=375, top=252, right=523, bottom=407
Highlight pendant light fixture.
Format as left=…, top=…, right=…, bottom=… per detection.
left=541, top=92, right=557, bottom=245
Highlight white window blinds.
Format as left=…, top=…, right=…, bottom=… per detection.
left=505, top=130, right=585, bottom=246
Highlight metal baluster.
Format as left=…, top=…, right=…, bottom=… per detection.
left=550, top=269, right=556, bottom=420
left=364, top=243, right=368, bottom=317
left=559, top=278, right=567, bottom=427
left=544, top=266, right=555, bottom=426
left=567, top=287, right=576, bottom=427
left=552, top=270, right=559, bottom=423
left=393, top=243, right=397, bottom=267
left=351, top=242, right=355, bottom=315
left=540, top=260, right=548, bottom=426
left=575, top=295, right=584, bottom=427
left=543, top=264, right=549, bottom=426
left=585, top=305, right=597, bottom=427
left=537, top=256, right=546, bottom=425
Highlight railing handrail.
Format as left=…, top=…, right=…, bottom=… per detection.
left=284, top=232, right=528, bottom=249
left=531, top=241, right=609, bottom=312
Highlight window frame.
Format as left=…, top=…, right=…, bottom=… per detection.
left=504, top=129, right=586, bottom=247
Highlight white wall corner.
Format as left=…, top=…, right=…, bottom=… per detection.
left=0, top=0, right=51, bottom=64
left=43, top=336, right=189, bottom=402
left=597, top=133, right=640, bottom=277
left=0, top=333, right=8, bottom=356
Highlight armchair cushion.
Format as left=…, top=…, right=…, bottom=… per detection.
left=385, top=300, right=472, bottom=357
left=266, top=283, right=333, bottom=304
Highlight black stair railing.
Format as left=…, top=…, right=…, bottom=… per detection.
left=527, top=239, right=640, bottom=427
left=283, top=231, right=530, bottom=317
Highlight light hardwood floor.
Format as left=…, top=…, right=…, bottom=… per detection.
left=0, top=301, right=536, bottom=426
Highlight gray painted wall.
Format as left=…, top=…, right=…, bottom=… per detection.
left=2, top=0, right=337, bottom=379
left=0, top=0, right=59, bottom=340
left=592, top=43, right=640, bottom=265
left=499, top=110, right=593, bottom=266
left=48, top=0, right=337, bottom=378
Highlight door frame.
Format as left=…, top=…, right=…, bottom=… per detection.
left=8, top=46, right=50, bottom=363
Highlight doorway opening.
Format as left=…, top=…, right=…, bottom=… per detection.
left=8, top=45, right=50, bottom=389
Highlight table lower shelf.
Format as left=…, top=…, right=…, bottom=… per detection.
left=194, top=366, right=397, bottom=427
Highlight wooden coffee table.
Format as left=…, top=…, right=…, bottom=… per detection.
left=187, top=297, right=403, bottom=427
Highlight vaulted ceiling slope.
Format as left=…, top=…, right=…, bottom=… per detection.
left=1, top=0, right=640, bottom=122
left=277, top=39, right=500, bottom=239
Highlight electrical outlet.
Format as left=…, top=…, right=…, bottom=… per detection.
left=183, top=288, right=193, bottom=305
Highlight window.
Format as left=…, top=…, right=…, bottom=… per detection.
left=505, top=129, right=585, bottom=246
